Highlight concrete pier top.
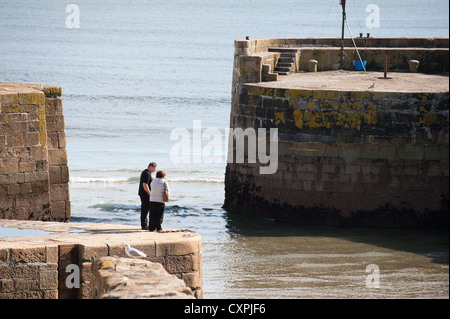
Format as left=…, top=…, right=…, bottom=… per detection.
left=254, top=70, right=449, bottom=93
left=0, top=219, right=201, bottom=250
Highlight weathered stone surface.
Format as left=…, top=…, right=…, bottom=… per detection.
left=90, top=256, right=194, bottom=299
left=0, top=219, right=202, bottom=299
left=0, top=82, right=70, bottom=222
left=226, top=38, right=449, bottom=228
left=0, top=262, right=58, bottom=299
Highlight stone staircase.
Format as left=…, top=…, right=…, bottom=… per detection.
left=269, top=48, right=299, bottom=76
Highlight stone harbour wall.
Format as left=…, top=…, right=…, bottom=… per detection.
left=225, top=37, right=449, bottom=228
left=225, top=85, right=449, bottom=227
left=0, top=83, right=70, bottom=222
left=90, top=256, right=195, bottom=299
left=0, top=244, right=59, bottom=299
left=0, top=220, right=202, bottom=299
left=232, top=37, right=449, bottom=86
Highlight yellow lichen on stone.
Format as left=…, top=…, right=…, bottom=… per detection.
left=335, top=112, right=347, bottom=127
left=0, top=93, right=20, bottom=110
left=248, top=87, right=261, bottom=95
left=275, top=111, right=285, bottom=125
left=347, top=113, right=362, bottom=130
left=304, top=111, right=326, bottom=128
left=275, top=111, right=286, bottom=124
left=351, top=101, right=362, bottom=111
left=18, top=92, right=45, bottom=106
left=2, top=104, right=20, bottom=113
left=307, top=101, right=316, bottom=110
left=362, top=102, right=378, bottom=125
left=293, top=109, right=304, bottom=129
left=288, top=89, right=313, bottom=99
left=99, top=260, right=116, bottom=270
left=417, top=105, right=437, bottom=127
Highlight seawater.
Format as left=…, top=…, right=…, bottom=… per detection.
left=0, top=0, right=448, bottom=298
left=0, top=225, right=52, bottom=238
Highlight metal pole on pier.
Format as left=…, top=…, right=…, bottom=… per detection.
left=340, top=0, right=346, bottom=69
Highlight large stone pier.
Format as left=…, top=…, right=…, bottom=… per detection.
left=1, top=83, right=70, bottom=222
left=225, top=37, right=449, bottom=227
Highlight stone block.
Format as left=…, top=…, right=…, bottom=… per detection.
left=45, top=245, right=59, bottom=263
left=24, top=171, right=48, bottom=183
left=78, top=244, right=108, bottom=262
left=156, top=236, right=201, bottom=257
left=40, top=85, right=62, bottom=97
left=90, top=256, right=194, bottom=299
left=30, top=181, right=50, bottom=194
left=46, top=132, right=59, bottom=149
left=79, top=262, right=93, bottom=282
left=54, top=97, right=63, bottom=114
left=7, top=183, right=20, bottom=195
left=10, top=247, right=46, bottom=263
left=424, top=145, right=449, bottom=160
left=45, top=115, right=65, bottom=132
left=0, top=279, right=15, bottom=293
left=48, top=148, right=68, bottom=166
left=0, top=173, right=24, bottom=185
left=49, top=166, right=61, bottom=184
left=43, top=289, right=58, bottom=299
left=338, top=144, right=361, bottom=159
left=30, top=146, right=48, bottom=161
left=360, top=144, right=381, bottom=159
left=6, top=134, right=25, bottom=147
left=18, top=160, right=37, bottom=173
left=191, top=253, right=202, bottom=272
left=45, top=98, right=57, bottom=115
left=38, top=264, right=58, bottom=290
left=23, top=132, right=40, bottom=146
left=50, top=183, right=69, bottom=201
left=0, top=248, right=9, bottom=264
left=165, top=255, right=193, bottom=274
left=60, top=165, right=69, bottom=183
left=58, top=132, right=67, bottom=148
left=15, top=278, right=39, bottom=291
left=181, top=272, right=202, bottom=289
left=17, top=92, right=45, bottom=106
left=397, top=144, right=425, bottom=160
left=0, top=264, right=22, bottom=279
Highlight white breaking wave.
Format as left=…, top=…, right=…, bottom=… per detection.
left=69, top=175, right=224, bottom=184
left=69, top=177, right=135, bottom=184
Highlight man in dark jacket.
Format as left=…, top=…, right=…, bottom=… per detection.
left=138, top=162, right=157, bottom=229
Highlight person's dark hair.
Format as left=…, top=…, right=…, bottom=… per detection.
left=156, top=170, right=166, bottom=178
left=148, top=162, right=157, bottom=168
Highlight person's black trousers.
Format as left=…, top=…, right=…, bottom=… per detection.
left=149, top=201, right=165, bottom=231
left=140, top=194, right=150, bottom=229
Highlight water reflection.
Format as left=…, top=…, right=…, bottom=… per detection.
left=225, top=213, right=449, bottom=265
left=204, top=212, right=449, bottom=299
left=0, top=226, right=53, bottom=238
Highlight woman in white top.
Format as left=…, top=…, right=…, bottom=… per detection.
left=149, top=170, right=170, bottom=231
